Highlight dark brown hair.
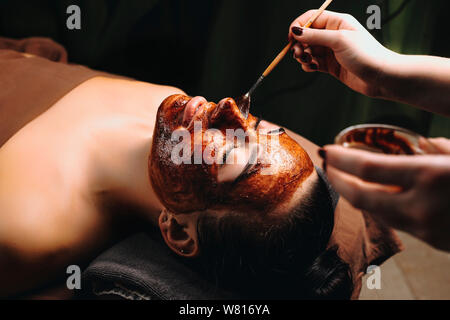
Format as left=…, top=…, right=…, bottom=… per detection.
left=192, top=173, right=353, bottom=299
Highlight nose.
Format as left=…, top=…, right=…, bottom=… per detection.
left=211, top=98, right=248, bottom=129
left=216, top=98, right=239, bottom=113
left=217, top=97, right=233, bottom=105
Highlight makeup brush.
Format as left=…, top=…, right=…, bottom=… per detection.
left=236, top=0, right=334, bottom=119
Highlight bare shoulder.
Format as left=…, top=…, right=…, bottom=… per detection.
left=0, top=158, right=91, bottom=260
left=0, top=164, right=64, bottom=296
left=0, top=159, right=105, bottom=296
left=0, top=135, right=107, bottom=263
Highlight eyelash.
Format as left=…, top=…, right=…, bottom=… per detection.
left=255, top=117, right=263, bottom=129
left=232, top=162, right=262, bottom=185
left=267, top=128, right=285, bottom=135
left=222, top=145, right=235, bottom=164
left=254, top=118, right=285, bottom=135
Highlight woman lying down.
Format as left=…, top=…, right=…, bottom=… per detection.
left=0, top=40, right=403, bottom=299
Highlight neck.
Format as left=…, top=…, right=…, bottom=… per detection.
left=88, top=115, right=163, bottom=225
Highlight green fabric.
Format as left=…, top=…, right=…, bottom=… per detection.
left=199, top=0, right=449, bottom=144
left=1, top=0, right=448, bottom=144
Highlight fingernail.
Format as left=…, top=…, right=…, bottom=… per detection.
left=291, top=26, right=303, bottom=36
left=309, top=63, right=318, bottom=70
left=300, top=53, right=312, bottom=63
left=318, top=148, right=327, bottom=160
left=318, top=148, right=327, bottom=172
left=322, top=161, right=327, bottom=172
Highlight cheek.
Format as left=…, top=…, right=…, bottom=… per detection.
left=223, top=138, right=314, bottom=213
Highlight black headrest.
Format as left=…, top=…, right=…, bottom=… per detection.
left=81, top=166, right=338, bottom=300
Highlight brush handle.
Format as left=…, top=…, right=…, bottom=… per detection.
left=262, top=41, right=294, bottom=77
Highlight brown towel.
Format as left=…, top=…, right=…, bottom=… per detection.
left=0, top=49, right=104, bottom=147
left=0, top=37, right=123, bottom=147
left=0, top=37, right=68, bottom=63
left=329, top=204, right=404, bottom=299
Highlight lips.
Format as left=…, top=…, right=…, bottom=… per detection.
left=182, top=96, right=207, bottom=126
left=179, top=95, right=256, bottom=131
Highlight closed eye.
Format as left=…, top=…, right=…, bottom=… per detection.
left=234, top=145, right=259, bottom=181
left=222, top=145, right=236, bottom=164
left=255, top=117, right=263, bottom=129
left=232, top=162, right=262, bottom=185
left=267, top=128, right=285, bottom=135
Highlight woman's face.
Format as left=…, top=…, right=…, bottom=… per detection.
left=149, top=94, right=314, bottom=216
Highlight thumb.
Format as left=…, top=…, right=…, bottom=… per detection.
left=291, top=27, right=341, bottom=49
left=428, top=138, right=450, bottom=154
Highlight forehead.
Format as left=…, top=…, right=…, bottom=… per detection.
left=220, top=132, right=314, bottom=214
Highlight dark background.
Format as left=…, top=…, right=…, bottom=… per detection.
left=1, top=0, right=449, bottom=145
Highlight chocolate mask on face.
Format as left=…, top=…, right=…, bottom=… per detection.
left=149, top=94, right=314, bottom=215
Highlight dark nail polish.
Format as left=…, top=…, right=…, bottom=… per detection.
left=309, top=63, right=318, bottom=70
left=318, top=148, right=327, bottom=160
left=322, top=161, right=327, bottom=172
left=291, top=26, right=303, bottom=36
left=300, top=53, right=312, bottom=63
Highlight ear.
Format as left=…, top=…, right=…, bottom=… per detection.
left=158, top=209, right=200, bottom=258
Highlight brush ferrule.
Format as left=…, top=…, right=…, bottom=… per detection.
left=248, top=75, right=265, bottom=96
